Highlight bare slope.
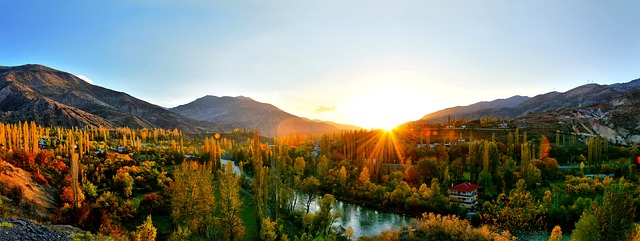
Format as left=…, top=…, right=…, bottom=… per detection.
left=0, top=64, right=220, bottom=133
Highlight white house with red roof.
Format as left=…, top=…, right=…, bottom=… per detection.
left=448, top=182, right=481, bottom=209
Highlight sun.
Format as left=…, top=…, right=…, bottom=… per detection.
left=343, top=88, right=419, bottom=130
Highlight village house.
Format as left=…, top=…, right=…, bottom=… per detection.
left=448, top=182, right=481, bottom=209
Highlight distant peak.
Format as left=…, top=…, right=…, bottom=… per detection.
left=16, top=64, right=54, bottom=71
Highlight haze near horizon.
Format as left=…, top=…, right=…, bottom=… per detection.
left=1, top=1, right=638, bottom=129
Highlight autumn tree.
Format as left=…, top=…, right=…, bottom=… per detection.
left=548, top=225, right=562, bottom=241
left=251, top=131, right=269, bottom=231
left=113, top=167, right=134, bottom=198
left=293, top=157, right=306, bottom=176
left=135, top=215, right=157, bottom=241
left=217, top=161, right=245, bottom=241
left=168, top=161, right=216, bottom=238
left=481, top=179, right=546, bottom=236
left=71, top=153, right=80, bottom=208
left=260, top=217, right=287, bottom=241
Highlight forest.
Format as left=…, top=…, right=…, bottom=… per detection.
left=0, top=120, right=639, bottom=241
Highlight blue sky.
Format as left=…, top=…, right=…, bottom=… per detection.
left=1, top=0, right=639, bottom=129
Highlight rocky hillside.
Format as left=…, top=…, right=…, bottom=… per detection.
left=170, top=95, right=359, bottom=137
left=420, top=95, right=530, bottom=122
left=0, top=160, right=56, bottom=219
left=414, top=78, right=640, bottom=145
left=0, top=218, right=81, bottom=241
left=0, top=64, right=221, bottom=133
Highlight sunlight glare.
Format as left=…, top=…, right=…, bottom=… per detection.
left=343, top=87, right=426, bottom=130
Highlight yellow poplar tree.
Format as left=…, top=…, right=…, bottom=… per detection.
left=217, top=161, right=244, bottom=241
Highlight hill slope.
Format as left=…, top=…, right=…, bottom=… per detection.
left=413, top=78, right=640, bottom=144
left=0, top=64, right=220, bottom=133
left=170, top=95, right=358, bottom=137
left=420, top=95, right=530, bottom=122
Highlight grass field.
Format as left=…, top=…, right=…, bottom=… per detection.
left=240, top=190, right=260, bottom=241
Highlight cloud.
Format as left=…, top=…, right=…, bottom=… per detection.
left=76, top=75, right=93, bottom=84
left=314, top=105, right=336, bottom=114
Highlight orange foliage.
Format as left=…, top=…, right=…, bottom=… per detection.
left=32, top=169, right=48, bottom=185
left=51, top=160, right=68, bottom=173
left=140, top=192, right=163, bottom=214
left=35, top=150, right=54, bottom=166
left=60, top=185, right=85, bottom=207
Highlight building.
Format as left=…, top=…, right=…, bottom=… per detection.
left=448, top=182, right=481, bottom=209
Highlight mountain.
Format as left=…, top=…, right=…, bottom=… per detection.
left=420, top=95, right=530, bottom=122
left=170, top=95, right=359, bottom=137
left=301, top=118, right=362, bottom=131
left=413, top=78, right=640, bottom=144
left=0, top=64, right=220, bottom=133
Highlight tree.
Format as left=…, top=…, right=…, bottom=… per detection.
left=135, top=215, right=157, bottom=241
left=294, top=157, right=306, bottom=176
left=260, top=217, right=286, bottom=241
left=338, top=166, right=347, bottom=185
left=358, top=166, right=370, bottom=183
left=570, top=214, right=600, bottom=241
left=548, top=225, right=562, bottom=241
left=304, top=194, right=342, bottom=236
left=168, top=161, right=216, bottom=238
left=591, top=182, right=635, bottom=240
left=217, top=161, right=245, bottom=241
left=571, top=181, right=636, bottom=240
left=113, top=168, right=134, bottom=198
left=481, top=179, right=546, bottom=236
left=71, top=153, right=79, bottom=209
left=301, top=176, right=320, bottom=214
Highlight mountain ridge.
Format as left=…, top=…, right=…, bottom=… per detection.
left=411, top=78, right=640, bottom=144
left=170, top=95, right=361, bottom=137
left=0, top=64, right=220, bottom=133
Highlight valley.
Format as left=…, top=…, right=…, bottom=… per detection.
left=0, top=64, right=638, bottom=240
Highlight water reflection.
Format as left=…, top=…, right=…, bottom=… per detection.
left=222, top=159, right=410, bottom=238
left=298, top=194, right=411, bottom=238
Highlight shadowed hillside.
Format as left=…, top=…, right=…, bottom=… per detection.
left=0, top=64, right=221, bottom=133
left=170, top=95, right=360, bottom=137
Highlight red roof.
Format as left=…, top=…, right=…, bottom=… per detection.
left=449, top=182, right=481, bottom=192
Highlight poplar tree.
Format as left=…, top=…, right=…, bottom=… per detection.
left=169, top=161, right=216, bottom=237
left=217, top=162, right=245, bottom=241
left=71, top=153, right=79, bottom=209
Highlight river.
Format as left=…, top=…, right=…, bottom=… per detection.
left=221, top=159, right=410, bottom=238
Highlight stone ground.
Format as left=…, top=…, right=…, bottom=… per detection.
left=0, top=218, right=83, bottom=241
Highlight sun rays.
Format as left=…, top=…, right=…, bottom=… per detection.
left=343, top=129, right=406, bottom=178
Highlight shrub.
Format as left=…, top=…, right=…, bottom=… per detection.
left=8, top=185, right=24, bottom=204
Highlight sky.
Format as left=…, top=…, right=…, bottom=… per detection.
left=1, top=0, right=639, bottom=129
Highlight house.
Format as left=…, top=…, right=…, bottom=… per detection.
left=449, top=182, right=481, bottom=209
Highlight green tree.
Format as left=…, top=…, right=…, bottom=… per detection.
left=571, top=182, right=636, bottom=240
left=305, top=194, right=342, bottom=236
left=301, top=176, right=320, bottom=214
left=570, top=214, right=600, bottom=241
